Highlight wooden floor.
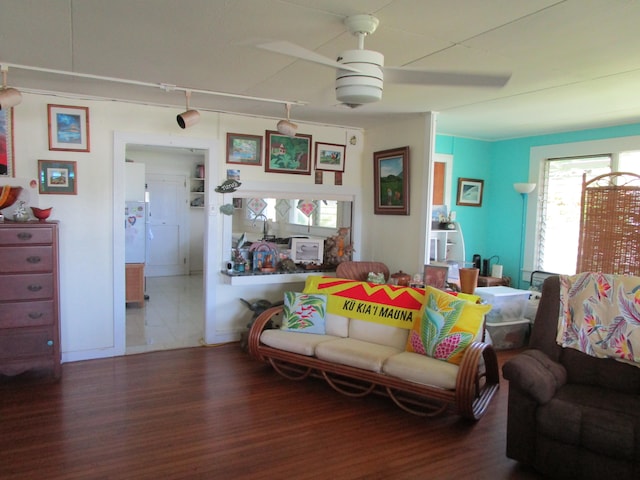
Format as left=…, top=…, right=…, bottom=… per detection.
left=0, top=345, right=543, bottom=480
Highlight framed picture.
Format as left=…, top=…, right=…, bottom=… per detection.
left=289, top=237, right=324, bottom=264
left=47, top=104, right=90, bottom=152
left=314, top=142, right=346, bottom=172
left=226, top=133, right=262, bottom=165
left=38, top=160, right=77, bottom=195
left=373, top=146, right=410, bottom=215
left=424, top=264, right=449, bottom=289
left=265, top=130, right=312, bottom=175
left=0, top=108, right=14, bottom=176
left=456, top=178, right=484, bottom=207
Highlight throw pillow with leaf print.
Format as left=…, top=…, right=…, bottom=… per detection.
left=281, top=292, right=327, bottom=335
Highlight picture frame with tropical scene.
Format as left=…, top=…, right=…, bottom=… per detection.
left=265, top=130, right=312, bottom=175
left=373, top=146, right=410, bottom=215
left=314, top=142, right=346, bottom=172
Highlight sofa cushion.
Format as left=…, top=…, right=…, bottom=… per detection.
left=325, top=312, right=349, bottom=337
left=406, top=287, right=490, bottom=364
left=315, top=338, right=402, bottom=373
left=383, top=351, right=459, bottom=390
left=349, top=318, right=409, bottom=350
left=260, top=330, right=338, bottom=356
left=281, top=292, right=327, bottom=334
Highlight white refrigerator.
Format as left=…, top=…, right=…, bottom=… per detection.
left=125, top=201, right=147, bottom=263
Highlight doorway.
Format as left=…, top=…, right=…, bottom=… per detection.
left=113, top=132, right=219, bottom=357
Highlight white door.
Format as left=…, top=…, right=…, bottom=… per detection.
left=145, top=173, right=189, bottom=277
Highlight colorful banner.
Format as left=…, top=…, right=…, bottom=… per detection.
left=303, top=276, right=426, bottom=329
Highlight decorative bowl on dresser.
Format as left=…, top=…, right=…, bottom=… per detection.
left=0, top=220, right=61, bottom=380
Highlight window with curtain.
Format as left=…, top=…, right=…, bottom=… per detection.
left=536, top=150, right=640, bottom=275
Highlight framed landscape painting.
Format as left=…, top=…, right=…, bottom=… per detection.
left=265, top=130, right=312, bottom=175
left=314, top=142, right=345, bottom=172
left=48, top=104, right=90, bottom=152
left=456, top=178, right=484, bottom=207
left=38, top=159, right=77, bottom=195
left=373, top=146, right=410, bottom=215
left=226, top=133, right=262, bottom=165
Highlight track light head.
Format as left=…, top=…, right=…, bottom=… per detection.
left=276, top=103, right=298, bottom=137
left=177, top=109, right=200, bottom=129
left=177, top=90, right=200, bottom=128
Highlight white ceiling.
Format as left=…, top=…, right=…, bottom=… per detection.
left=2, top=0, right=640, bottom=140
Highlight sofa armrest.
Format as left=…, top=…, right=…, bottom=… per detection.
left=248, top=305, right=283, bottom=361
left=502, top=349, right=567, bottom=404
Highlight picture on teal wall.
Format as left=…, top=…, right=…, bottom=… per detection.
left=373, top=146, right=410, bottom=215
left=456, top=178, right=484, bottom=207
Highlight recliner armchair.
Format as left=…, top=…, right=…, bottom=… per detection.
left=502, top=275, right=640, bottom=479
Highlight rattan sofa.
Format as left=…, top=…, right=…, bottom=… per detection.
left=247, top=286, right=500, bottom=421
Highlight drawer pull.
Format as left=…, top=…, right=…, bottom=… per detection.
left=27, top=284, right=43, bottom=292
left=27, top=256, right=42, bottom=264
left=28, top=312, right=44, bottom=319
left=17, top=232, right=33, bottom=240
left=47, top=340, right=54, bottom=347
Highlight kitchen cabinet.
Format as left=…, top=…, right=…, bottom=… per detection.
left=0, top=221, right=60, bottom=379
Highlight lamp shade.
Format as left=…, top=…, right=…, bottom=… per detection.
left=513, top=182, right=536, bottom=194
left=0, top=87, right=22, bottom=110
left=276, top=119, right=298, bottom=137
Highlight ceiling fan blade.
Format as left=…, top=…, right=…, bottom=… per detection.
left=384, top=67, right=511, bottom=88
left=255, top=41, right=361, bottom=73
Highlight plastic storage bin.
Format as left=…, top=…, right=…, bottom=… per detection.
left=486, top=319, right=530, bottom=350
left=474, top=286, right=531, bottom=323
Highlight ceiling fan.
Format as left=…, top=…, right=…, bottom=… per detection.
left=256, top=14, right=511, bottom=108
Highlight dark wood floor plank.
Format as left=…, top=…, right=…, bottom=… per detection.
left=0, top=345, right=542, bottom=479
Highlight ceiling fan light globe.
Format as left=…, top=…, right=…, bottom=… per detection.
left=335, top=49, right=384, bottom=104
left=276, top=119, right=298, bottom=137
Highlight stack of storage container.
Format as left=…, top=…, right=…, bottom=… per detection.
left=474, top=286, right=532, bottom=349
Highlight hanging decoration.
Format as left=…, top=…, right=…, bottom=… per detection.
left=296, top=199, right=317, bottom=217
left=275, top=199, right=291, bottom=218
left=246, top=198, right=267, bottom=216
left=214, top=179, right=241, bottom=193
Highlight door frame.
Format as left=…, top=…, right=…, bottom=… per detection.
left=113, top=132, right=218, bottom=356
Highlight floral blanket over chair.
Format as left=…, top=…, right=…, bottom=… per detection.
left=557, top=272, right=640, bottom=365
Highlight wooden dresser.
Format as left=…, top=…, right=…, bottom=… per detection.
left=0, top=221, right=61, bottom=379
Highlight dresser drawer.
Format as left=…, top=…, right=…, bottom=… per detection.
left=0, top=274, right=54, bottom=301
left=0, top=326, right=57, bottom=359
left=0, top=227, right=53, bottom=245
left=0, top=246, right=54, bottom=273
left=0, top=300, right=55, bottom=328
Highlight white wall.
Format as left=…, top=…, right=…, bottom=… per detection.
left=361, top=113, right=436, bottom=276
left=9, top=92, right=365, bottom=362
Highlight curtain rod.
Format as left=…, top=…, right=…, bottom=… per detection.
left=0, top=62, right=307, bottom=107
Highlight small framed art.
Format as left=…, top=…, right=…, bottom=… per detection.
left=38, top=160, right=77, bottom=195
left=456, top=178, right=484, bottom=207
left=373, top=146, right=410, bottom=215
left=314, top=142, right=345, bottom=172
left=265, top=130, right=312, bottom=175
left=226, top=133, right=262, bottom=165
left=48, top=104, right=90, bottom=152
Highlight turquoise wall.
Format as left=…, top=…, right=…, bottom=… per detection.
left=437, top=122, right=640, bottom=284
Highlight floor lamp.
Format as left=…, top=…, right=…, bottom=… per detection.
left=513, top=182, right=537, bottom=288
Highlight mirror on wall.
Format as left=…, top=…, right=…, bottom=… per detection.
left=231, top=197, right=353, bottom=246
